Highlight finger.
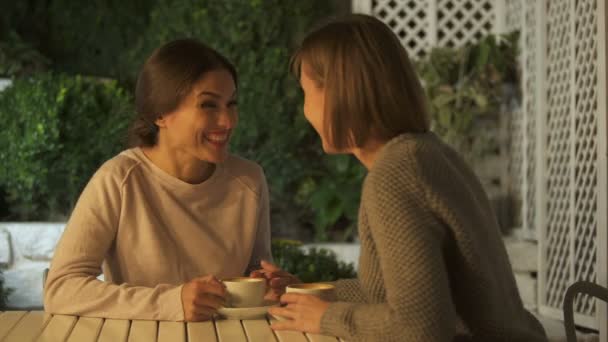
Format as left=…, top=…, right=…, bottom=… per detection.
left=269, top=277, right=294, bottom=289
left=191, top=305, right=217, bottom=318
left=198, top=282, right=227, bottom=297
left=268, top=305, right=296, bottom=319
left=250, top=270, right=264, bottom=278
left=270, top=320, right=298, bottom=331
left=264, top=291, right=281, bottom=302
left=194, top=293, right=225, bottom=309
left=190, top=311, right=213, bottom=322
left=280, top=293, right=307, bottom=304
left=261, top=260, right=281, bottom=272
left=193, top=275, right=219, bottom=283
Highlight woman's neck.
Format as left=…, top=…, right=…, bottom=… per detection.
left=351, top=138, right=387, bottom=170
left=141, top=144, right=215, bottom=184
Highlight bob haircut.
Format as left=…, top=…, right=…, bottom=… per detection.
left=290, top=14, right=430, bottom=150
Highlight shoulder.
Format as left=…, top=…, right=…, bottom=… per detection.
left=366, top=133, right=434, bottom=190
left=364, top=132, right=461, bottom=206
left=221, top=154, right=267, bottom=196
left=91, top=149, right=142, bottom=188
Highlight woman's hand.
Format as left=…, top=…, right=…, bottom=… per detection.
left=250, top=260, right=300, bottom=301
left=181, top=275, right=226, bottom=321
left=268, top=293, right=330, bottom=333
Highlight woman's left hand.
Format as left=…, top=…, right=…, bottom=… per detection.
left=268, top=293, right=330, bottom=334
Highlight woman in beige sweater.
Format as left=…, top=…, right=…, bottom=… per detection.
left=258, top=14, right=549, bottom=341
left=44, top=39, right=272, bottom=322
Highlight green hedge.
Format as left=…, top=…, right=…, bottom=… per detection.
left=272, top=239, right=356, bottom=283
left=0, top=74, right=132, bottom=220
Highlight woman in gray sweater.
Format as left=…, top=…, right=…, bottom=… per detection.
left=254, top=14, right=548, bottom=342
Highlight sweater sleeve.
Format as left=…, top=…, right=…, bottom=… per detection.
left=246, top=172, right=273, bottom=275
left=320, top=169, right=458, bottom=341
left=331, top=278, right=367, bottom=303
left=44, top=164, right=185, bottom=321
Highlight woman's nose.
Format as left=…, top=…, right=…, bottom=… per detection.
left=218, top=108, right=238, bottom=129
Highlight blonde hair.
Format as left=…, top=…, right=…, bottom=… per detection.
left=290, top=14, right=430, bottom=150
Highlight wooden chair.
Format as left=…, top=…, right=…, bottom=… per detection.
left=563, top=281, right=608, bottom=342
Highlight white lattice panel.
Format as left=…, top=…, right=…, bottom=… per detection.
left=543, top=0, right=573, bottom=319
left=436, top=0, right=494, bottom=47
left=504, top=0, right=522, bottom=33
left=366, top=0, right=501, bottom=59
left=508, top=104, right=524, bottom=228
left=572, top=0, right=599, bottom=318
left=518, top=0, right=538, bottom=239
left=372, top=0, right=432, bottom=58
left=538, top=0, right=604, bottom=330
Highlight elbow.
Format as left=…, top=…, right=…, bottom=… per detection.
left=43, top=277, right=58, bottom=313
left=43, top=270, right=66, bottom=314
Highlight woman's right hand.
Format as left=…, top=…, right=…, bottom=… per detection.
left=250, top=260, right=300, bottom=301
left=181, top=275, right=226, bottom=321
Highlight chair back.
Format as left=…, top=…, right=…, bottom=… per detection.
left=563, top=281, right=608, bottom=342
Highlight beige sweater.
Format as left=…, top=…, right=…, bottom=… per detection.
left=44, top=148, right=272, bottom=321
left=321, top=133, right=548, bottom=342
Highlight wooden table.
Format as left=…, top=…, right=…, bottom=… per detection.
left=0, top=311, right=344, bottom=342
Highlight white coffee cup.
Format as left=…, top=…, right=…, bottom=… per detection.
left=286, top=283, right=337, bottom=302
left=222, top=277, right=266, bottom=308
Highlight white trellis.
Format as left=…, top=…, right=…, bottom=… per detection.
left=352, top=0, right=505, bottom=59
left=353, top=0, right=608, bottom=338
left=505, top=0, right=608, bottom=335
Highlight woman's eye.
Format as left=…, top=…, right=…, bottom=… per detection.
left=228, top=100, right=238, bottom=107
left=200, top=101, right=217, bottom=109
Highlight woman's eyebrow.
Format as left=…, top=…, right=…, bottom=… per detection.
left=197, top=90, right=238, bottom=98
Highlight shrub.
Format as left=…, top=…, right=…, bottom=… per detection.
left=271, top=239, right=357, bottom=283
left=0, top=73, right=133, bottom=220
left=415, top=32, right=520, bottom=160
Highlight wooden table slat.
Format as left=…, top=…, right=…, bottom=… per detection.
left=0, top=311, right=27, bottom=339
left=97, top=319, right=130, bottom=342
left=158, top=321, right=185, bottom=342
left=128, top=320, right=158, bottom=342
left=242, top=319, right=277, bottom=342
left=267, top=318, right=308, bottom=342
left=3, top=311, right=51, bottom=342
left=187, top=321, right=217, bottom=342
left=215, top=319, right=247, bottom=342
left=37, top=314, right=77, bottom=342
left=66, top=317, right=104, bottom=342
left=306, top=333, right=339, bottom=342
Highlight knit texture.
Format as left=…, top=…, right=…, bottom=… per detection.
left=321, top=133, right=547, bottom=342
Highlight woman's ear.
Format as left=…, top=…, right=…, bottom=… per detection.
left=155, top=115, right=166, bottom=128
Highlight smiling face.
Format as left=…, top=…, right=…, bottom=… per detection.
left=155, top=69, right=238, bottom=163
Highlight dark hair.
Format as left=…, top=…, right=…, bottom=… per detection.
left=129, top=39, right=237, bottom=147
left=290, top=14, right=430, bottom=150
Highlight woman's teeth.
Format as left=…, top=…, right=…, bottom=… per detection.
left=204, top=133, right=229, bottom=144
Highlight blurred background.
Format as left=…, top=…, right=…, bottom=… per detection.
left=0, top=0, right=519, bottom=242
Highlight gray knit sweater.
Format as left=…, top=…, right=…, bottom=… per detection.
left=320, top=133, right=547, bottom=342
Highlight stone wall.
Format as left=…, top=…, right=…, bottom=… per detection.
left=0, top=223, right=64, bottom=309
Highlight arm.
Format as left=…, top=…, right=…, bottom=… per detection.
left=331, top=278, right=367, bottom=303
left=246, top=172, right=273, bottom=275
left=320, top=174, right=458, bottom=341
left=44, top=165, right=184, bottom=321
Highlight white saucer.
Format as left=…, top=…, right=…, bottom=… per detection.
left=216, top=300, right=279, bottom=320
